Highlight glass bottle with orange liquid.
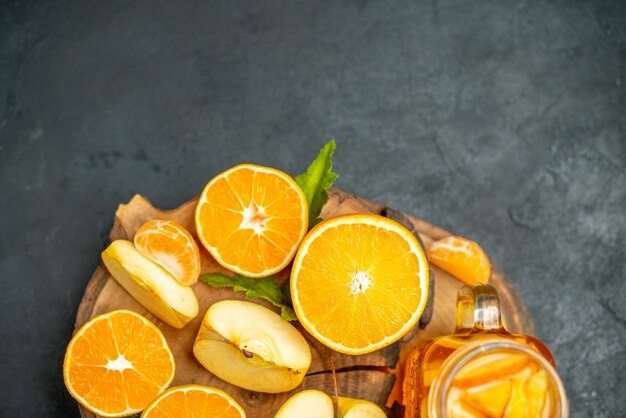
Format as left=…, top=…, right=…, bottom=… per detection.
left=403, top=284, right=568, bottom=418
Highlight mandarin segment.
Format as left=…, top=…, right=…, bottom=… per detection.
left=134, top=219, right=201, bottom=286
left=141, top=385, right=246, bottom=418
left=291, top=214, right=429, bottom=355
left=195, top=164, right=308, bottom=278
left=428, top=236, right=491, bottom=285
left=63, top=310, right=175, bottom=417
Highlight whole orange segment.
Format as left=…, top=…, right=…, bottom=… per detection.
left=63, top=310, right=175, bottom=417
left=195, top=164, right=308, bottom=278
left=427, top=236, right=491, bottom=284
left=291, top=214, right=429, bottom=355
left=141, top=385, right=246, bottom=418
left=134, top=219, right=201, bottom=286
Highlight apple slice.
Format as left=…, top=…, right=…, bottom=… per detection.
left=101, top=240, right=199, bottom=328
left=338, top=397, right=386, bottom=418
left=275, top=390, right=333, bottom=418
left=193, top=300, right=311, bottom=393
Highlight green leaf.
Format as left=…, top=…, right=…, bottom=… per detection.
left=281, top=279, right=293, bottom=307
left=295, top=140, right=339, bottom=229
left=281, top=305, right=297, bottom=321
left=200, top=273, right=296, bottom=321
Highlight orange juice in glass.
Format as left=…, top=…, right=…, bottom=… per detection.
left=403, top=284, right=568, bottom=418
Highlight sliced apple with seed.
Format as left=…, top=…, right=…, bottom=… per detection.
left=337, top=397, right=386, bottom=418
left=193, top=300, right=311, bottom=393
left=101, top=240, right=199, bottom=328
left=275, top=390, right=333, bottom=418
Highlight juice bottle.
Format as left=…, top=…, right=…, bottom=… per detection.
left=403, top=284, right=568, bottom=418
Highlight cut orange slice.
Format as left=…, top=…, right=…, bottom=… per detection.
left=461, top=379, right=513, bottom=417
left=63, top=310, right=175, bottom=417
left=524, top=370, right=550, bottom=417
left=503, top=368, right=535, bottom=418
left=428, top=236, right=491, bottom=284
left=195, top=164, right=308, bottom=278
left=446, top=387, right=488, bottom=418
left=134, top=219, right=201, bottom=286
left=291, top=214, right=429, bottom=355
left=453, top=352, right=529, bottom=388
left=141, top=385, right=246, bottom=418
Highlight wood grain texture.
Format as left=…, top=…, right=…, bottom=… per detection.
left=74, top=187, right=533, bottom=417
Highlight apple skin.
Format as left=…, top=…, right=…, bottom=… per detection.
left=338, top=397, right=387, bottom=418
left=193, top=300, right=311, bottom=393
left=274, top=390, right=333, bottom=418
left=101, top=240, right=199, bottom=328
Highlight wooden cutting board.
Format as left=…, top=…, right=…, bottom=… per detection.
left=74, top=187, right=533, bottom=418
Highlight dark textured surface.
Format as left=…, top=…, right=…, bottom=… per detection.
left=1, top=0, right=625, bottom=416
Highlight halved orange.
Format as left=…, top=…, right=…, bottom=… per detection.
left=428, top=236, right=491, bottom=285
left=195, top=164, right=308, bottom=278
left=141, top=385, right=246, bottom=418
left=63, top=310, right=175, bottom=417
left=291, top=214, right=429, bottom=355
left=134, top=219, right=201, bottom=285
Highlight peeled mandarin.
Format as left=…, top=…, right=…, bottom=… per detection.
left=134, top=219, right=201, bottom=286
left=428, top=236, right=491, bottom=284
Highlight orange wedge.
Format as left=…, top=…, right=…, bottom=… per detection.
left=428, top=236, right=491, bottom=284
left=525, top=370, right=550, bottom=416
left=446, top=387, right=487, bottom=418
left=63, top=310, right=175, bottom=417
left=195, top=164, right=308, bottom=278
left=291, top=214, right=429, bottom=355
left=134, top=219, right=201, bottom=285
left=504, top=369, right=534, bottom=418
left=141, top=385, right=246, bottom=418
left=453, top=352, right=529, bottom=388
left=462, top=379, right=513, bottom=417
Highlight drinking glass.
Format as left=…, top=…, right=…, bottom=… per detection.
left=402, top=283, right=568, bottom=418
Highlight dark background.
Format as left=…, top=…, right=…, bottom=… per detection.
left=1, top=0, right=625, bottom=416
